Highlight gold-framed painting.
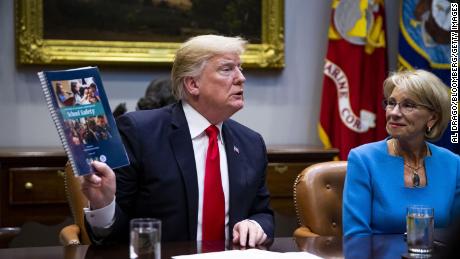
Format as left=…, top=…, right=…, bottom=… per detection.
left=16, top=0, right=284, bottom=68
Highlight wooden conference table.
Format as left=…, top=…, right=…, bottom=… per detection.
left=0, top=235, right=446, bottom=259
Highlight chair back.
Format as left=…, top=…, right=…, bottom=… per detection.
left=293, top=161, right=347, bottom=236
left=63, top=162, right=91, bottom=244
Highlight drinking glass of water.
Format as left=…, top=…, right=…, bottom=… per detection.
left=130, top=218, right=161, bottom=259
left=406, top=205, right=434, bottom=254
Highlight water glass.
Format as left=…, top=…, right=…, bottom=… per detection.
left=406, top=206, right=434, bottom=254
left=130, top=218, right=161, bottom=259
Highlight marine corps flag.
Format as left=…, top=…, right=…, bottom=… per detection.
left=399, top=0, right=458, bottom=154
left=319, top=0, right=388, bottom=160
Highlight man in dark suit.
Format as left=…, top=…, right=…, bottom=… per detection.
left=81, top=35, right=274, bottom=247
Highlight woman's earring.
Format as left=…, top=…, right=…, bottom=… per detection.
left=427, top=125, right=432, bottom=133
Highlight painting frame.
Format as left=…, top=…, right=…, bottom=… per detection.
left=16, top=0, right=284, bottom=68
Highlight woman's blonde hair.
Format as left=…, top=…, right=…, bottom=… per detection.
left=171, top=35, right=247, bottom=100
left=383, top=69, right=450, bottom=141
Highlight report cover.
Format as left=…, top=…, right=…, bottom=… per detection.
left=38, top=66, right=129, bottom=176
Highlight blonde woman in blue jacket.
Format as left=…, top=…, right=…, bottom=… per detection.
left=343, top=69, right=460, bottom=236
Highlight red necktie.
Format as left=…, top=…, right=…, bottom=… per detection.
left=202, top=125, right=225, bottom=241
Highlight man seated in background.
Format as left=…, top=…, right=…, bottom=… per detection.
left=80, top=34, right=274, bottom=247
left=112, top=78, right=176, bottom=118
left=136, top=78, right=176, bottom=110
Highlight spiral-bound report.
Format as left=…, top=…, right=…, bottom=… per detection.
left=38, top=66, right=129, bottom=176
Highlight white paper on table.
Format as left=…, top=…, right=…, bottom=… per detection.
left=172, top=248, right=323, bottom=259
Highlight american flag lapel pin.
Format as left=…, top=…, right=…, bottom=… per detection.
left=233, top=145, right=239, bottom=154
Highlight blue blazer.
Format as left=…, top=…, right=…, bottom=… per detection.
left=343, top=139, right=460, bottom=236
left=92, top=102, right=274, bottom=244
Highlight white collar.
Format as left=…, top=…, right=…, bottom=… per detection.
left=182, top=101, right=223, bottom=142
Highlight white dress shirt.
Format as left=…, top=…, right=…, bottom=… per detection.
left=182, top=101, right=230, bottom=240
left=85, top=101, right=230, bottom=240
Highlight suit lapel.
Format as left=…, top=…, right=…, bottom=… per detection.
left=222, top=122, right=247, bottom=228
left=169, top=103, right=198, bottom=240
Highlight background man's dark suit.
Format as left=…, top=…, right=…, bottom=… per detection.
left=93, top=102, right=274, bottom=243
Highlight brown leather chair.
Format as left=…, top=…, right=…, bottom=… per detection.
left=293, top=161, right=347, bottom=238
left=59, top=163, right=91, bottom=245
left=0, top=227, right=21, bottom=248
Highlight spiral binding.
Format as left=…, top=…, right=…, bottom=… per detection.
left=38, top=72, right=79, bottom=176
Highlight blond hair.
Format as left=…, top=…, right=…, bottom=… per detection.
left=383, top=69, right=450, bottom=141
left=171, top=35, right=247, bottom=100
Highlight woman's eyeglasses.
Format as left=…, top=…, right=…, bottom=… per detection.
left=382, top=99, right=433, bottom=114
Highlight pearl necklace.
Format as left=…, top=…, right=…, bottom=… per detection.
left=392, top=139, right=424, bottom=188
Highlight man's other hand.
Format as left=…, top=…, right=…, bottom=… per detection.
left=232, top=219, right=267, bottom=247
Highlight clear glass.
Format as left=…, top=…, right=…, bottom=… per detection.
left=130, top=218, right=161, bottom=259
left=406, top=206, right=434, bottom=254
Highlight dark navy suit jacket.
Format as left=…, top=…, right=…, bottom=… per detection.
left=91, top=102, right=274, bottom=244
